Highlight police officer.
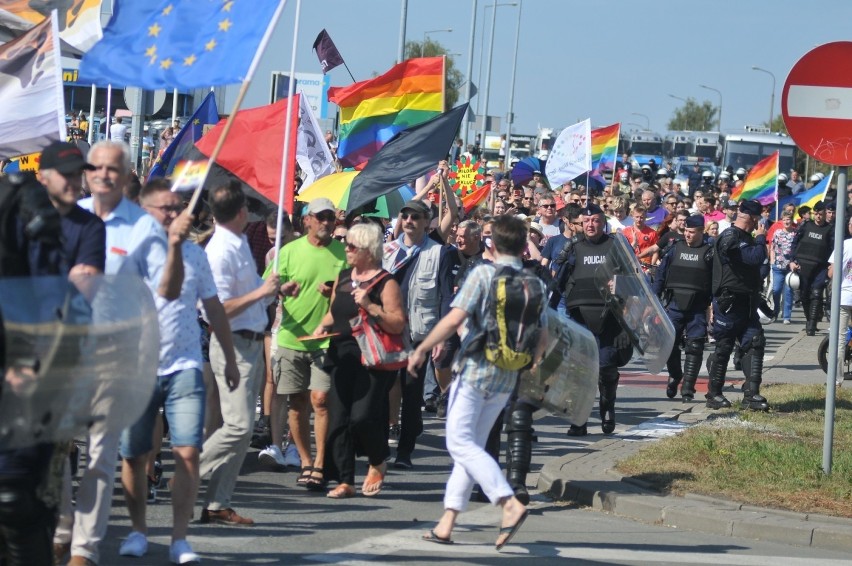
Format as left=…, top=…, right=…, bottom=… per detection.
left=652, top=214, right=713, bottom=402
left=789, top=200, right=834, bottom=336
left=705, top=200, right=770, bottom=411
left=556, top=204, right=629, bottom=435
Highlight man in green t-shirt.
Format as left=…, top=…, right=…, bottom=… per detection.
left=259, top=198, right=347, bottom=490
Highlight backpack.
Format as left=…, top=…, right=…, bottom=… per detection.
left=475, top=264, right=546, bottom=371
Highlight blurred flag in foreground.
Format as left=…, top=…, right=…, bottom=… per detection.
left=148, top=91, right=218, bottom=180
left=0, top=0, right=104, bottom=51
left=79, top=0, right=282, bottom=89
left=0, top=14, right=65, bottom=158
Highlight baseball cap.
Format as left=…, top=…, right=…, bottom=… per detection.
left=725, top=199, right=738, bottom=209
left=400, top=199, right=430, bottom=216
left=739, top=200, right=762, bottom=216
left=306, top=197, right=336, bottom=215
left=685, top=215, right=705, bottom=228
left=39, top=141, right=94, bottom=173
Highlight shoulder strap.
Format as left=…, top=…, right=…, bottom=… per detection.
left=360, top=270, right=391, bottom=293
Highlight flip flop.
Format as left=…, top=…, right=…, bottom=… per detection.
left=326, top=484, right=355, bottom=499
left=296, top=466, right=313, bottom=487
left=495, top=509, right=529, bottom=551
left=362, top=464, right=386, bottom=497
left=422, top=529, right=454, bottom=545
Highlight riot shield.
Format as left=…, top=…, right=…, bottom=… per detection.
left=517, top=309, right=598, bottom=424
left=593, top=234, right=676, bottom=375
left=0, top=274, right=159, bottom=449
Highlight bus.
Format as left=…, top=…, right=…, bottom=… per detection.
left=664, top=132, right=691, bottom=159
left=720, top=130, right=797, bottom=174
left=691, top=132, right=720, bottom=161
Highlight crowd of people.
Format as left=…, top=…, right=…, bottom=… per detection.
left=2, top=131, right=852, bottom=565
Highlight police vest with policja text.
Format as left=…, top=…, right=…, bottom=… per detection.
left=565, top=236, right=614, bottom=310
left=664, top=240, right=712, bottom=310
left=794, top=221, right=832, bottom=271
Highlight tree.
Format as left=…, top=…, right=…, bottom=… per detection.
left=403, top=39, right=463, bottom=110
left=667, top=98, right=719, bottom=131
left=764, top=115, right=788, bottom=135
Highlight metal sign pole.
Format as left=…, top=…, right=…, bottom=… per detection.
left=823, top=166, right=847, bottom=474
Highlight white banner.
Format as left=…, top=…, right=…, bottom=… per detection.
left=296, top=91, right=335, bottom=189
left=545, top=118, right=592, bottom=186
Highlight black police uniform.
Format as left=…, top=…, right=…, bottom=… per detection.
left=652, top=230, right=713, bottom=402
left=791, top=206, right=834, bottom=336
left=706, top=202, right=770, bottom=411
left=558, top=226, right=628, bottom=435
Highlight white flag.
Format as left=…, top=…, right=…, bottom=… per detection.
left=296, top=93, right=335, bottom=190
left=0, top=13, right=65, bottom=159
left=545, top=118, right=592, bottom=186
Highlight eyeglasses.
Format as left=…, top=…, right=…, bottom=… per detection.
left=401, top=212, right=424, bottom=221
left=146, top=203, right=184, bottom=214
left=540, top=203, right=556, bottom=209
left=666, top=201, right=678, bottom=205
left=312, top=211, right=336, bottom=222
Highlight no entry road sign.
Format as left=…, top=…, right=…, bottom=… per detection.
left=782, top=41, right=852, bottom=167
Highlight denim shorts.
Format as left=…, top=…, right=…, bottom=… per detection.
left=120, top=368, right=206, bottom=458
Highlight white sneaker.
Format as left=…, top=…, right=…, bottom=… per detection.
left=282, top=443, right=300, bottom=467
left=119, top=531, right=148, bottom=557
left=169, top=539, right=200, bottom=564
left=258, top=445, right=286, bottom=467
left=783, top=319, right=792, bottom=325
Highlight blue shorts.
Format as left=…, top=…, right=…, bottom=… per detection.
left=120, top=368, right=206, bottom=458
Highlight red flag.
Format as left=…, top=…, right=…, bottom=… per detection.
left=195, top=96, right=300, bottom=212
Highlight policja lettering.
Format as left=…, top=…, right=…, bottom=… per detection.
left=583, top=255, right=607, bottom=265
left=679, top=252, right=700, bottom=262
left=808, top=232, right=824, bottom=240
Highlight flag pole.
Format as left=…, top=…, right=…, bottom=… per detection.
left=342, top=61, right=356, bottom=83
left=273, top=0, right=302, bottom=273
left=186, top=0, right=288, bottom=215
left=774, top=150, right=779, bottom=222
left=87, top=85, right=96, bottom=144
left=105, top=84, right=111, bottom=141
left=49, top=12, right=66, bottom=142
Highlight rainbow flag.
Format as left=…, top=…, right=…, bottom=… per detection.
left=328, top=57, right=445, bottom=168
left=732, top=151, right=779, bottom=205
left=590, top=123, right=620, bottom=186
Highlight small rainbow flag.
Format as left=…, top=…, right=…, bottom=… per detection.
left=732, top=151, right=779, bottom=205
left=328, top=57, right=445, bottom=169
left=589, top=123, right=620, bottom=187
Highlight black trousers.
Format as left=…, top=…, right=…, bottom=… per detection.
left=324, top=357, right=395, bottom=485
left=397, top=340, right=427, bottom=457
left=0, top=478, right=54, bottom=566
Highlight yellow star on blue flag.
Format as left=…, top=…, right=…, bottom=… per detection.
left=79, top=0, right=282, bottom=89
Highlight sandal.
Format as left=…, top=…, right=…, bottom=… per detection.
left=362, top=463, right=386, bottom=497
left=305, top=467, right=327, bottom=491
left=327, top=484, right=355, bottom=499
left=296, top=466, right=313, bottom=487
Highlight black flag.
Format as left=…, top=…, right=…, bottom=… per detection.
left=346, top=103, right=469, bottom=213
left=312, top=29, right=345, bottom=74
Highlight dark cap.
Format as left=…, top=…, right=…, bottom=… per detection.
left=739, top=199, right=762, bottom=216
left=400, top=199, right=430, bottom=216
left=813, top=200, right=826, bottom=212
left=583, top=203, right=604, bottom=216
left=685, top=215, right=705, bottom=228
left=39, top=141, right=94, bottom=173
left=724, top=199, right=738, bottom=209
left=825, top=200, right=837, bottom=211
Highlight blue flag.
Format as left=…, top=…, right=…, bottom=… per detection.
left=79, top=0, right=282, bottom=89
left=148, top=92, right=219, bottom=180
left=775, top=171, right=834, bottom=218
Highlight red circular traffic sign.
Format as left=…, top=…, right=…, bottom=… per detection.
left=782, top=41, right=852, bottom=166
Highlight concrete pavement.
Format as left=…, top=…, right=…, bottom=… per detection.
left=537, top=310, right=852, bottom=553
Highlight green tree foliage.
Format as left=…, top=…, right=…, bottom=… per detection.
left=764, top=115, right=788, bottom=135
left=667, top=98, right=719, bottom=131
left=404, top=39, right=463, bottom=110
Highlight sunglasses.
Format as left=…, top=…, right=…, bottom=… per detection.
left=313, top=211, right=336, bottom=222
left=540, top=203, right=556, bottom=209
left=345, top=242, right=362, bottom=251
left=332, top=234, right=346, bottom=241
left=401, top=212, right=424, bottom=221
left=147, top=204, right=185, bottom=214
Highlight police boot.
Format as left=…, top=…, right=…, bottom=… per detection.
left=506, top=405, right=534, bottom=505
left=741, top=334, right=770, bottom=411
left=599, top=367, right=619, bottom=434
left=681, top=339, right=704, bottom=403
left=732, top=344, right=743, bottom=372
left=665, top=342, right=683, bottom=399
left=806, top=295, right=821, bottom=336
left=706, top=338, right=733, bottom=409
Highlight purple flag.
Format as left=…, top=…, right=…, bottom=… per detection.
left=312, top=29, right=344, bottom=74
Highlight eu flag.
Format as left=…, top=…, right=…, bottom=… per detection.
left=148, top=91, right=219, bottom=180
left=79, top=0, right=282, bottom=89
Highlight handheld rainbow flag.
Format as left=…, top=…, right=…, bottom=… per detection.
left=590, top=123, right=620, bottom=187
left=327, top=56, right=445, bottom=169
left=732, top=151, right=779, bottom=205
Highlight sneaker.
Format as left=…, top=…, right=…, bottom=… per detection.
left=282, top=443, right=301, bottom=467
left=169, top=539, right=201, bottom=565
left=424, top=397, right=438, bottom=413
left=258, top=445, right=286, bottom=467
left=783, top=319, right=791, bottom=325
left=436, top=392, right=449, bottom=419
left=394, top=453, right=413, bottom=469
left=152, top=455, right=163, bottom=484
left=388, top=424, right=401, bottom=446
left=119, top=531, right=148, bottom=557
left=147, top=476, right=157, bottom=504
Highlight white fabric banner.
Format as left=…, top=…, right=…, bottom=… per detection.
left=0, top=14, right=65, bottom=159
left=545, top=118, right=592, bottom=186
left=296, top=91, right=335, bottom=190
left=0, top=2, right=104, bottom=52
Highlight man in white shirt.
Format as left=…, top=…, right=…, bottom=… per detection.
left=198, top=182, right=295, bottom=526
left=64, top=141, right=183, bottom=566
left=116, top=179, right=239, bottom=564
left=110, top=116, right=128, bottom=142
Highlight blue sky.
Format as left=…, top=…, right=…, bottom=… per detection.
left=238, top=0, right=852, bottom=139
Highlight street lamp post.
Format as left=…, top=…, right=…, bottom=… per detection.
left=422, top=28, right=452, bottom=57
left=476, top=1, right=516, bottom=147
left=699, top=84, right=723, bottom=132
left=752, top=66, right=776, bottom=131
left=631, top=112, right=650, bottom=131
left=504, top=0, right=522, bottom=167
left=462, top=0, right=477, bottom=146
left=478, top=3, right=498, bottom=149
